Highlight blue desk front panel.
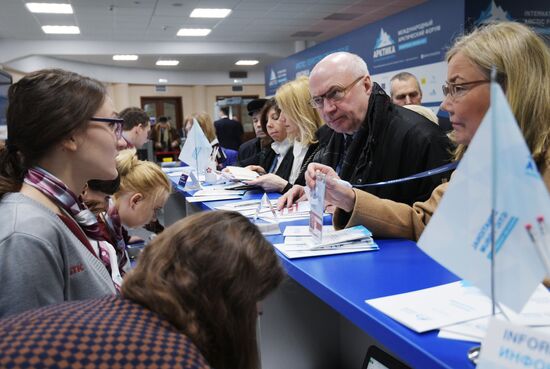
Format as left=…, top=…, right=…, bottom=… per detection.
left=168, top=177, right=477, bottom=368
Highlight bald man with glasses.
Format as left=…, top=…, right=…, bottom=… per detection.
left=279, top=52, right=453, bottom=209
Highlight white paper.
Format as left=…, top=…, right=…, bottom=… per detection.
left=305, top=225, right=373, bottom=250
left=185, top=195, right=242, bottom=203
left=283, top=225, right=335, bottom=237
left=274, top=241, right=378, bottom=259
left=438, top=329, right=482, bottom=342
left=365, top=281, right=494, bottom=333
left=193, top=189, right=245, bottom=197
left=224, top=166, right=259, bottom=181
left=499, top=284, right=550, bottom=326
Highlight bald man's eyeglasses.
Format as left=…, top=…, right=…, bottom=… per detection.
left=309, top=76, right=364, bottom=109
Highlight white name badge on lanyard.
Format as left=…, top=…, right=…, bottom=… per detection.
left=309, top=172, right=326, bottom=244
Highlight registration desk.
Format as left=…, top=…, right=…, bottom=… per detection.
left=164, top=177, right=477, bottom=369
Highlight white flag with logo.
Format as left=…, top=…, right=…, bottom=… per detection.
left=179, top=118, right=212, bottom=174
left=418, top=81, right=550, bottom=312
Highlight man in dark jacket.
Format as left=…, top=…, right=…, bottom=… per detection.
left=279, top=52, right=453, bottom=207
left=214, top=106, right=243, bottom=151
left=237, top=98, right=268, bottom=166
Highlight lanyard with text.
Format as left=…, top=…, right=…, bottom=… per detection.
left=339, top=161, right=458, bottom=188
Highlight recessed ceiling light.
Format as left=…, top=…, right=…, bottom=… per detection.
left=235, top=60, right=259, bottom=66
left=41, top=25, right=80, bottom=34
left=158, top=78, right=168, bottom=84
left=113, top=54, right=138, bottom=61
left=190, top=8, right=231, bottom=18
left=26, top=3, right=73, bottom=14
left=156, top=60, right=179, bottom=66
left=177, top=28, right=211, bottom=36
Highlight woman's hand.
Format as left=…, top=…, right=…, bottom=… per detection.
left=246, top=174, right=288, bottom=193
left=246, top=165, right=267, bottom=175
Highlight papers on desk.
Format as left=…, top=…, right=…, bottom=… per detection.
left=185, top=188, right=245, bottom=202
left=223, top=166, right=259, bottom=181
left=366, top=281, right=494, bottom=333
left=366, top=281, right=550, bottom=336
left=437, top=284, right=550, bottom=342
left=215, top=199, right=311, bottom=222
left=274, top=225, right=379, bottom=259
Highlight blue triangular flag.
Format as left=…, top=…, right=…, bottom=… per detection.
left=418, top=81, right=550, bottom=312
left=179, top=118, right=212, bottom=174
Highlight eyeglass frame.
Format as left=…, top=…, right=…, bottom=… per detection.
left=90, top=117, right=124, bottom=139
left=309, top=75, right=365, bottom=109
left=441, top=80, right=490, bottom=99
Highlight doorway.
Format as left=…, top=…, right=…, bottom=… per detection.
left=141, top=96, right=183, bottom=133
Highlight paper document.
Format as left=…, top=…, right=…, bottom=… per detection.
left=186, top=195, right=242, bottom=203
left=365, top=281, right=494, bottom=333
left=283, top=225, right=335, bottom=237
left=224, top=166, right=259, bottom=181
left=305, top=225, right=372, bottom=250
left=193, top=189, right=245, bottom=197
left=274, top=241, right=378, bottom=259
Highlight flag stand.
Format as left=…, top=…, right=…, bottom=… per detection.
left=467, top=68, right=499, bottom=365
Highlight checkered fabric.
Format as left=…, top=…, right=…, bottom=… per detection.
left=0, top=297, right=211, bottom=369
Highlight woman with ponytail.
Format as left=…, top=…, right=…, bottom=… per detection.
left=0, top=69, right=126, bottom=318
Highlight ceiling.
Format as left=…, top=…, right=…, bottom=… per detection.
left=0, top=0, right=426, bottom=74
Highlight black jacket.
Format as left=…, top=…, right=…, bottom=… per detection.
left=237, top=137, right=262, bottom=166
left=314, top=83, right=454, bottom=205
left=258, top=146, right=294, bottom=181
left=214, top=117, right=243, bottom=150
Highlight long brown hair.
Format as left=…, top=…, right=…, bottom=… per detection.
left=122, top=211, right=285, bottom=369
left=0, top=69, right=106, bottom=197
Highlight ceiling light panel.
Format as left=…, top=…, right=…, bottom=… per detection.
left=235, top=60, right=259, bottom=66
left=190, top=8, right=231, bottom=18
left=41, top=25, right=79, bottom=34
left=26, top=3, right=73, bottom=14
left=113, top=54, right=138, bottom=61
left=156, top=60, right=179, bottom=66
left=177, top=28, right=211, bottom=36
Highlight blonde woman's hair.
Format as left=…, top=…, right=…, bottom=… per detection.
left=114, top=149, right=171, bottom=203
left=275, top=76, right=324, bottom=145
left=446, top=22, right=550, bottom=166
left=185, top=112, right=217, bottom=142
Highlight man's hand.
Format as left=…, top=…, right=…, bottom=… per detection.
left=305, top=163, right=356, bottom=213
left=277, top=185, right=306, bottom=210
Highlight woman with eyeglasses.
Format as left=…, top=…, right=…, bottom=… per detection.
left=246, top=76, right=326, bottom=193
left=304, top=22, right=550, bottom=246
left=0, top=69, right=126, bottom=318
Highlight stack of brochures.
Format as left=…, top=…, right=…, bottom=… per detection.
left=273, top=225, right=379, bottom=259
left=215, top=200, right=311, bottom=222
left=364, top=281, right=550, bottom=341
left=186, top=188, right=245, bottom=203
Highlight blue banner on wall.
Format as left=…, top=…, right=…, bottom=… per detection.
left=265, top=0, right=465, bottom=95
left=465, top=0, right=550, bottom=35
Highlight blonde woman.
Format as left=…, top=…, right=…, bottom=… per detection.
left=247, top=76, right=325, bottom=193
left=97, top=148, right=171, bottom=275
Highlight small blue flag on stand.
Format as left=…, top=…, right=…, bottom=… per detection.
left=418, top=81, right=550, bottom=312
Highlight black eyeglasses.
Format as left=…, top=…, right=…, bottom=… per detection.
left=90, top=117, right=124, bottom=139
left=309, top=75, right=364, bottom=109
left=442, top=80, right=490, bottom=99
